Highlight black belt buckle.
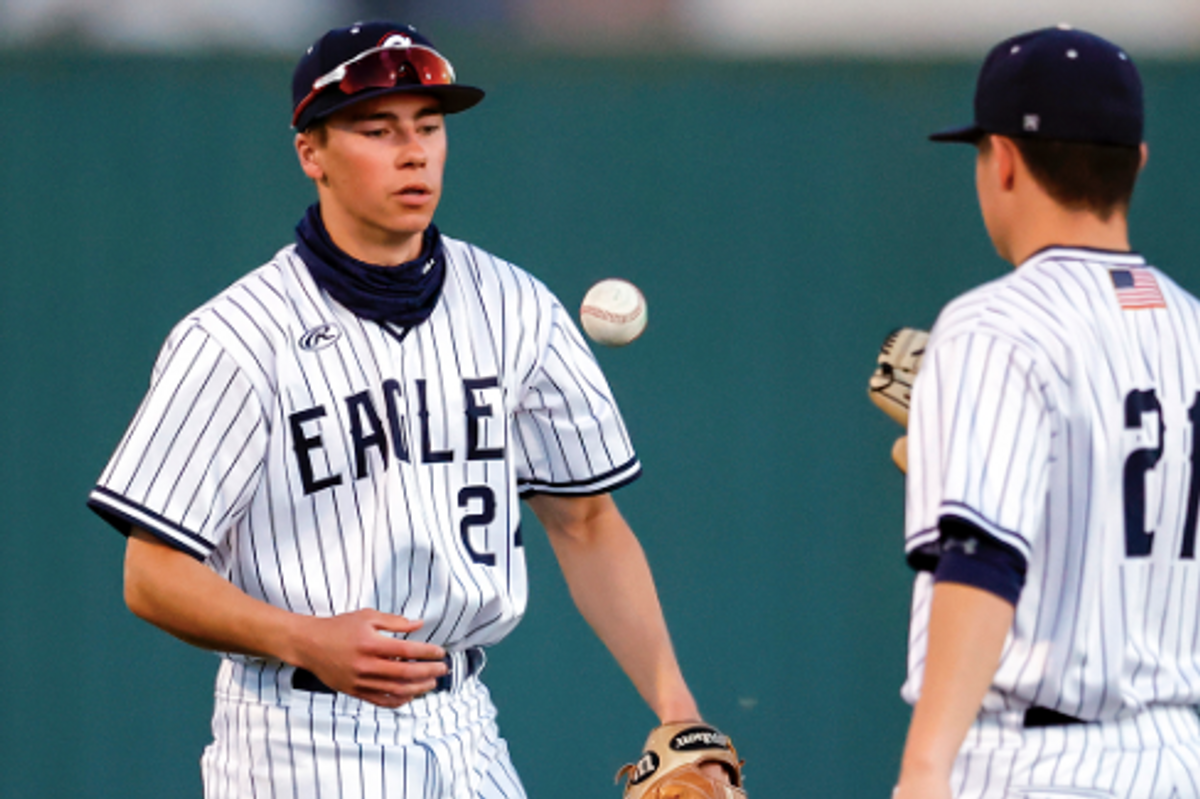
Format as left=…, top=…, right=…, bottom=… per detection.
left=1023, top=706, right=1085, bottom=728
left=435, top=646, right=485, bottom=692
left=293, top=646, right=483, bottom=696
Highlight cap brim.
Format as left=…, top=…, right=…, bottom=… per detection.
left=295, top=84, right=485, bottom=131
left=928, top=124, right=985, bottom=144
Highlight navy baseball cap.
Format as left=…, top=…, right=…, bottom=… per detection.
left=930, top=26, right=1143, bottom=147
left=292, top=21, right=485, bottom=131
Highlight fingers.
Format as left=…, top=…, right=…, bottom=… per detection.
left=317, top=649, right=448, bottom=708
left=371, top=654, right=449, bottom=683
left=357, top=619, right=450, bottom=692
left=293, top=610, right=451, bottom=704
left=347, top=655, right=449, bottom=708
left=369, top=631, right=447, bottom=663
left=360, top=611, right=446, bottom=661
left=355, top=679, right=441, bottom=708
left=370, top=613, right=425, bottom=635
left=357, top=690, right=414, bottom=709
left=699, top=762, right=733, bottom=785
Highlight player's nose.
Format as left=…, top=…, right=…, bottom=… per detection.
left=394, top=134, right=427, bottom=168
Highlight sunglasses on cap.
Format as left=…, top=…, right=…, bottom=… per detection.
left=291, top=43, right=458, bottom=128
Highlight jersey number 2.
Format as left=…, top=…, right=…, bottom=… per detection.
left=1123, top=389, right=1200, bottom=558
left=459, top=486, right=498, bottom=566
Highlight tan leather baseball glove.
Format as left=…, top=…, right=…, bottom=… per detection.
left=616, top=722, right=746, bottom=799
left=868, top=327, right=929, bottom=428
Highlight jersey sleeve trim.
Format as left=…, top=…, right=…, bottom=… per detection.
left=87, top=486, right=214, bottom=561
left=939, top=500, right=1032, bottom=558
left=933, top=516, right=1028, bottom=605
left=518, top=456, right=641, bottom=497
left=905, top=526, right=941, bottom=572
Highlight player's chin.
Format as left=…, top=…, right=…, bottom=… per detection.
left=385, top=210, right=437, bottom=239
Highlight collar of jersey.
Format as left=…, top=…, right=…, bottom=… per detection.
left=1023, top=244, right=1146, bottom=269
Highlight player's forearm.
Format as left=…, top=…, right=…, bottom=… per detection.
left=530, top=495, right=700, bottom=723
left=124, top=528, right=305, bottom=664
left=557, top=530, right=699, bottom=722
left=897, top=582, right=1014, bottom=786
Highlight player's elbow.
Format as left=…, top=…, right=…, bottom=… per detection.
left=122, top=529, right=173, bottom=623
left=530, top=492, right=624, bottom=546
left=123, top=548, right=156, bottom=622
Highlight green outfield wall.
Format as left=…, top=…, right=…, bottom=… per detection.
left=3, top=46, right=1199, bottom=797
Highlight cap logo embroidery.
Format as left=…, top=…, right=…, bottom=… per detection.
left=1024, top=114, right=1040, bottom=132
left=381, top=33, right=413, bottom=49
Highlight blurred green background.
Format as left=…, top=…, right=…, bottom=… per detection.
left=2, top=43, right=1199, bottom=798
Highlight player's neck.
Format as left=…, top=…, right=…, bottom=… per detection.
left=1004, top=197, right=1132, bottom=267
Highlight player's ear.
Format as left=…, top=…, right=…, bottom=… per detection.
left=991, top=135, right=1019, bottom=192
left=295, top=131, right=325, bottom=182
left=1139, top=142, right=1149, bottom=172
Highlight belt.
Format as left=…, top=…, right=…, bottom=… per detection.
left=1023, top=706, right=1086, bottom=728
left=292, top=646, right=485, bottom=696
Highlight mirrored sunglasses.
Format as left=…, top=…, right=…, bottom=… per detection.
left=292, top=44, right=458, bottom=128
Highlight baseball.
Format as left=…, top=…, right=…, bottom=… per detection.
left=580, top=278, right=648, bottom=347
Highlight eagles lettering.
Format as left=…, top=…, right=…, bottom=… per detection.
left=288, top=376, right=505, bottom=495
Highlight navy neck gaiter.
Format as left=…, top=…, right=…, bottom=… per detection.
left=294, top=203, right=446, bottom=328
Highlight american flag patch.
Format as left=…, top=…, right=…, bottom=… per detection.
left=1110, top=268, right=1166, bottom=310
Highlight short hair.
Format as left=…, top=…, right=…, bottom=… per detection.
left=302, top=120, right=329, bottom=145
left=993, top=137, right=1142, bottom=219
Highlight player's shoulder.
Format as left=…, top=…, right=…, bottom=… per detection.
left=157, top=246, right=300, bottom=390
left=179, top=247, right=295, bottom=337
left=442, top=235, right=540, bottom=280
left=927, top=252, right=1079, bottom=369
left=1015, top=246, right=1200, bottom=324
left=931, top=271, right=1020, bottom=340
left=440, top=234, right=560, bottom=305
left=934, top=247, right=1132, bottom=339
left=1132, top=257, right=1200, bottom=312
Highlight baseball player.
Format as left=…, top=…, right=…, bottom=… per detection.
left=890, top=27, right=1200, bottom=799
left=87, top=21, right=718, bottom=798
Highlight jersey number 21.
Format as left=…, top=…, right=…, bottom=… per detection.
left=1124, top=389, right=1200, bottom=558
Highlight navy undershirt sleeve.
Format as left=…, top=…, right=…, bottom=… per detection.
left=932, top=516, right=1028, bottom=606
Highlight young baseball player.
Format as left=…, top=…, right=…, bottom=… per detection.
left=892, top=26, right=1200, bottom=799
left=87, top=21, right=724, bottom=798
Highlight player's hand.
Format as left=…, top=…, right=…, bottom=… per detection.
left=893, top=435, right=908, bottom=473
left=291, top=609, right=448, bottom=708
left=700, top=763, right=732, bottom=784
left=663, top=719, right=732, bottom=785
left=617, top=722, right=745, bottom=799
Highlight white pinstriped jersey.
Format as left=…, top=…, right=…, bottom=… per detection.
left=903, top=247, right=1200, bottom=720
left=89, top=235, right=640, bottom=690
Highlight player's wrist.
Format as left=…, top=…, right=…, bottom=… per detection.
left=654, top=692, right=702, bottom=725
left=898, top=747, right=956, bottom=783
left=275, top=611, right=320, bottom=672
